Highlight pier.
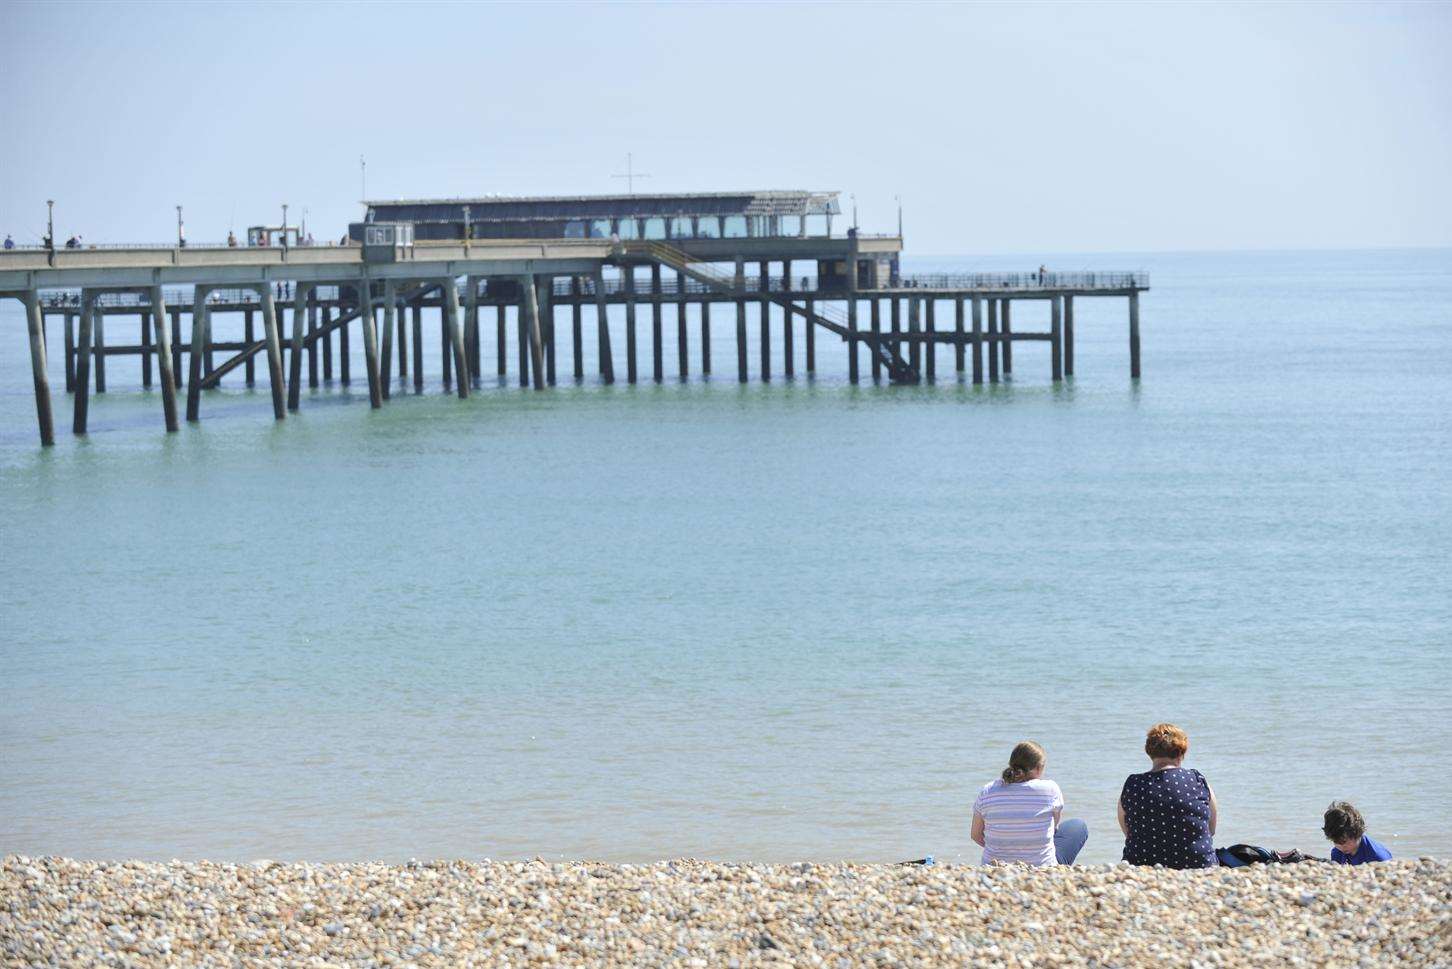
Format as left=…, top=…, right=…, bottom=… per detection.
left=0, top=191, right=1148, bottom=445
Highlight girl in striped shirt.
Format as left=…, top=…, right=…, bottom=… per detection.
left=971, top=741, right=1089, bottom=865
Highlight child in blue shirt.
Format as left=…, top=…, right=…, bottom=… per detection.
left=1323, top=801, right=1393, bottom=865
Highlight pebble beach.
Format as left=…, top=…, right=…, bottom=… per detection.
left=3, top=855, right=1448, bottom=967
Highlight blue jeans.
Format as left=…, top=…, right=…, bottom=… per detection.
left=1055, top=818, right=1089, bottom=864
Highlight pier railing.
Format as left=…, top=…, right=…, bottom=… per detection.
left=896, top=271, right=1148, bottom=290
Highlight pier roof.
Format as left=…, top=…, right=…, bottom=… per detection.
left=364, top=191, right=841, bottom=222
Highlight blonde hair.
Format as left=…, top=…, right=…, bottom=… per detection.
left=1001, top=741, right=1045, bottom=783
left=1145, top=723, right=1189, bottom=760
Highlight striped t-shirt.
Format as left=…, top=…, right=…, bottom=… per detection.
left=974, top=778, right=1064, bottom=865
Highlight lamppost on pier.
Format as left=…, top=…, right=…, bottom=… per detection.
left=176, top=205, right=186, bottom=248
left=45, top=199, right=54, bottom=251
left=281, top=204, right=289, bottom=248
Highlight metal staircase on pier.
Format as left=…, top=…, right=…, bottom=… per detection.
left=635, top=242, right=919, bottom=384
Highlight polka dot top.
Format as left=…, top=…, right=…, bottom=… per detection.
left=1120, top=767, right=1217, bottom=869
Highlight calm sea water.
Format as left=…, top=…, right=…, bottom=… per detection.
left=1, top=248, right=1448, bottom=866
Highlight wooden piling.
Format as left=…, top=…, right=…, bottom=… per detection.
left=759, top=262, right=770, bottom=381
left=394, top=294, right=407, bottom=379
left=521, top=273, right=546, bottom=391
left=465, top=274, right=480, bottom=380
left=73, top=293, right=95, bottom=435
left=258, top=284, right=288, bottom=419
left=358, top=282, right=382, bottom=409
left=441, top=277, right=470, bottom=400
left=516, top=290, right=529, bottom=387
left=891, top=297, right=902, bottom=366
left=1051, top=295, right=1063, bottom=382
left=572, top=276, right=584, bottom=381
left=593, top=268, right=614, bottom=384
left=624, top=266, right=638, bottom=384
left=152, top=287, right=179, bottom=432
left=441, top=295, right=453, bottom=388
left=140, top=309, right=153, bottom=388
left=186, top=287, right=209, bottom=421
left=496, top=302, right=507, bottom=379
left=870, top=298, right=882, bottom=381
left=908, top=297, right=921, bottom=373
left=1129, top=291, right=1141, bottom=379
left=339, top=301, right=351, bottom=385
left=1064, top=294, right=1075, bottom=377
left=971, top=296, right=983, bottom=385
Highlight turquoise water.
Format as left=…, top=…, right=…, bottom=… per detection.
left=1, top=248, right=1448, bottom=866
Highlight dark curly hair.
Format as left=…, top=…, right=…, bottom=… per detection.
left=1323, top=801, right=1367, bottom=843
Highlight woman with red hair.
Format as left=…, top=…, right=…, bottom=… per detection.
left=1118, top=723, right=1219, bottom=868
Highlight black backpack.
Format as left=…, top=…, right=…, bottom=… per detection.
left=1216, top=844, right=1320, bottom=866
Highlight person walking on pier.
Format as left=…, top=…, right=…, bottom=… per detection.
left=227, top=230, right=238, bottom=247
left=3, top=234, right=13, bottom=249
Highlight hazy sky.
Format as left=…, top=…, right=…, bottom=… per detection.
left=2, top=1, right=1449, bottom=253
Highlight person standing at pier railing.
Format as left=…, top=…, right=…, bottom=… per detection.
left=3, top=234, right=13, bottom=249
left=971, top=741, right=1089, bottom=865
left=1119, top=723, right=1219, bottom=869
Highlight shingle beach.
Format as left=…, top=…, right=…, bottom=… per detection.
left=4, top=855, right=1448, bottom=967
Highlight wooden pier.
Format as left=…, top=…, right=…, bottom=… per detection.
left=1, top=191, right=1148, bottom=446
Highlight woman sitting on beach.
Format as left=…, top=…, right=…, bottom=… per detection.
left=971, top=741, right=1089, bottom=865
left=1119, top=722, right=1218, bottom=869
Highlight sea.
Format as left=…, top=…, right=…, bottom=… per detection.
left=1, top=247, right=1448, bottom=866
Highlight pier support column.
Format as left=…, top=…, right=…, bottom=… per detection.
left=891, top=297, right=902, bottom=368
left=1064, top=295, right=1075, bottom=377
left=23, top=293, right=54, bottom=446
left=315, top=306, right=327, bottom=383
left=572, top=276, right=584, bottom=381
left=805, top=298, right=815, bottom=374
left=1129, top=291, right=1141, bottom=379
left=594, top=268, right=614, bottom=384
left=651, top=264, right=663, bottom=383
left=759, top=261, right=770, bottom=382
left=987, top=298, right=1000, bottom=384
left=307, top=294, right=319, bottom=389
left=151, top=287, right=179, bottom=431
left=1051, top=295, right=1063, bottom=382
left=394, top=291, right=407, bottom=380
left=497, top=301, right=507, bottom=379
left=677, top=271, right=689, bottom=380
left=908, top=297, right=921, bottom=375
left=869, top=298, right=882, bottom=381
left=700, top=299, right=711, bottom=375
left=623, top=266, right=637, bottom=384
left=140, top=308, right=152, bottom=388
left=440, top=292, right=453, bottom=388
left=465, top=274, right=480, bottom=380
left=736, top=296, right=748, bottom=383
left=339, top=298, right=351, bottom=386
left=925, top=298, right=937, bottom=382
left=782, top=261, right=793, bottom=378
left=170, top=308, right=183, bottom=391
left=378, top=281, right=395, bottom=401
left=516, top=289, right=529, bottom=387
left=93, top=305, right=106, bottom=392
left=288, top=283, right=313, bottom=410
left=541, top=276, right=556, bottom=386
left=441, top=277, right=470, bottom=400
left=186, top=287, right=211, bottom=421
left=521, top=274, right=546, bottom=390
left=63, top=311, right=75, bottom=392
left=954, top=298, right=965, bottom=373
left=357, top=282, right=382, bottom=408
left=73, top=292, right=96, bottom=435
left=971, top=296, right=983, bottom=385
left=1001, top=299, right=1013, bottom=375
left=258, top=284, right=288, bottom=419
left=414, top=302, right=425, bottom=391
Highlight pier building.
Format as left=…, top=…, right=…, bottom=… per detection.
left=0, top=189, right=1148, bottom=446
